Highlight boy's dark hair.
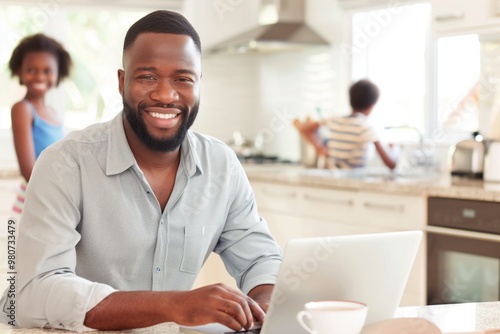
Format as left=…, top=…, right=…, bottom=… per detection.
left=123, top=10, right=201, bottom=54
left=349, top=79, right=380, bottom=111
left=9, top=33, right=72, bottom=86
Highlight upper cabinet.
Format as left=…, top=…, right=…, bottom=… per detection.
left=432, top=0, right=500, bottom=35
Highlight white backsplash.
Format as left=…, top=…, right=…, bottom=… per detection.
left=194, top=47, right=347, bottom=163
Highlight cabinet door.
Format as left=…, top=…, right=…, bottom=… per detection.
left=193, top=253, right=237, bottom=289
left=262, top=210, right=384, bottom=250
left=262, top=210, right=425, bottom=307
left=432, top=0, right=500, bottom=34
left=251, top=181, right=427, bottom=306
left=252, top=182, right=360, bottom=226
left=253, top=182, right=301, bottom=214
left=357, top=191, right=426, bottom=231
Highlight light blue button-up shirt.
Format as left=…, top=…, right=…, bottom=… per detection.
left=2, top=112, right=282, bottom=331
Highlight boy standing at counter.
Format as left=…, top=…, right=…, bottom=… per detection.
left=1, top=10, right=282, bottom=332
left=294, top=79, right=397, bottom=170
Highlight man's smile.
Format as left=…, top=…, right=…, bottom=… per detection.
left=149, top=112, right=178, bottom=119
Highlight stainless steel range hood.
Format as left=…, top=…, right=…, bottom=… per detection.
left=208, top=0, right=329, bottom=54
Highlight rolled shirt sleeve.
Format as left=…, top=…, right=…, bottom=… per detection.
left=214, top=161, right=283, bottom=294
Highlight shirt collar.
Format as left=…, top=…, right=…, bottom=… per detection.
left=181, top=131, right=204, bottom=177
left=105, top=111, right=203, bottom=177
left=106, top=112, right=136, bottom=176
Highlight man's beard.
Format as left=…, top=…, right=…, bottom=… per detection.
left=123, top=99, right=199, bottom=152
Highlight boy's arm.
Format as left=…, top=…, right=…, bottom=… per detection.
left=374, top=141, right=397, bottom=169
left=293, top=119, right=327, bottom=155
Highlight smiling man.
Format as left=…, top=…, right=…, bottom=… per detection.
left=1, top=10, right=282, bottom=332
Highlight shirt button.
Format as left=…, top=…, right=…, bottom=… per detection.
left=156, top=266, right=161, bottom=272
left=160, top=219, right=164, bottom=224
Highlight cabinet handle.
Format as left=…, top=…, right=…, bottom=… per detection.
left=303, top=194, right=354, bottom=206
left=434, top=11, right=465, bottom=22
left=363, top=202, right=404, bottom=212
left=261, top=187, right=297, bottom=199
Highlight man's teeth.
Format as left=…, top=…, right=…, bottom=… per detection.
left=150, top=112, right=177, bottom=119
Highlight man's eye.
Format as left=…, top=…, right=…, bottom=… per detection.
left=177, top=77, right=193, bottom=83
left=140, top=75, right=155, bottom=80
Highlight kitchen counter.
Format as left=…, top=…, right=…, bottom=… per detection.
left=243, top=164, right=500, bottom=202
left=3, top=301, right=500, bottom=333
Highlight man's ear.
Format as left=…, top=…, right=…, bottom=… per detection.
left=117, top=69, right=124, bottom=96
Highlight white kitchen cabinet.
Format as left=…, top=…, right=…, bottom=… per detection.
left=431, top=0, right=500, bottom=35
left=252, top=182, right=425, bottom=232
left=193, top=253, right=238, bottom=290
left=250, top=181, right=427, bottom=306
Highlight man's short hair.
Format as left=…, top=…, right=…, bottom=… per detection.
left=349, top=79, right=379, bottom=111
left=123, top=10, right=201, bottom=54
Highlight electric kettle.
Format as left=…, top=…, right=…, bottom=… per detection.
left=484, top=140, right=500, bottom=182
left=449, top=132, right=485, bottom=179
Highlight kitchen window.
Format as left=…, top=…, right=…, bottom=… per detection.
left=349, top=2, right=431, bottom=144
left=436, top=32, right=500, bottom=142
left=436, top=34, right=480, bottom=135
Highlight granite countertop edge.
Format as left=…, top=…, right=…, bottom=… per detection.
left=243, top=164, right=500, bottom=202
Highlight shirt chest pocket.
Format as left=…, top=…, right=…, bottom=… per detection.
left=180, top=225, right=215, bottom=274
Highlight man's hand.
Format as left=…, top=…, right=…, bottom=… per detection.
left=171, top=283, right=265, bottom=331
left=248, top=284, right=274, bottom=313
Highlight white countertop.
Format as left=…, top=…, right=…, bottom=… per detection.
left=2, top=301, right=500, bottom=333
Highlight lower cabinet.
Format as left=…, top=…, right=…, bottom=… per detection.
left=194, top=180, right=427, bottom=307
left=251, top=181, right=427, bottom=307
left=193, top=253, right=238, bottom=290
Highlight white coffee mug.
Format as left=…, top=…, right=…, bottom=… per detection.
left=296, top=300, right=368, bottom=334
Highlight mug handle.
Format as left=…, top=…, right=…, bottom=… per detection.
left=296, top=311, right=317, bottom=334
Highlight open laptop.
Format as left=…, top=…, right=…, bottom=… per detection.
left=181, top=230, right=423, bottom=334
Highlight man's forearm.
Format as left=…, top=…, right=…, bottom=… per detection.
left=85, top=284, right=265, bottom=331
left=84, top=291, right=175, bottom=330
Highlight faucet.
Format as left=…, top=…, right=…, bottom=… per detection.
left=384, top=125, right=435, bottom=169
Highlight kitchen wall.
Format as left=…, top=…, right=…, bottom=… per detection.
left=196, top=48, right=347, bottom=162
left=186, top=0, right=348, bottom=162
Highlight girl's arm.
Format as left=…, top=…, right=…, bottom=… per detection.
left=11, top=101, right=35, bottom=181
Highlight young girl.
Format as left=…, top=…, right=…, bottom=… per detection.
left=8, top=33, right=72, bottom=214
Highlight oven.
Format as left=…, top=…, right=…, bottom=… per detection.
left=427, top=197, right=500, bottom=305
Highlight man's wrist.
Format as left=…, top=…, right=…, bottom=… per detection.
left=248, top=284, right=274, bottom=312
